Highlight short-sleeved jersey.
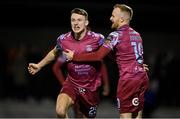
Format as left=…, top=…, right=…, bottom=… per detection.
left=56, top=31, right=105, bottom=91
left=103, top=24, right=146, bottom=79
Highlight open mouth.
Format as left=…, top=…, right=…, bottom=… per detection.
left=74, top=26, right=80, bottom=30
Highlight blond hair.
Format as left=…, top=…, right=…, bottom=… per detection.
left=114, top=4, right=133, bottom=21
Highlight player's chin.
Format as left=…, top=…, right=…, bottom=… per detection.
left=74, top=31, right=81, bottom=34
left=73, top=29, right=82, bottom=34
left=111, top=24, right=116, bottom=29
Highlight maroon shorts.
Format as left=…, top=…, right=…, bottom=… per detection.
left=60, top=79, right=100, bottom=118
left=116, top=73, right=149, bottom=113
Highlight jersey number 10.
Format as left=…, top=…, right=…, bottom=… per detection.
left=131, top=41, right=143, bottom=64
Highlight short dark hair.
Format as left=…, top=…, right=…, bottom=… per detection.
left=114, top=4, right=133, bottom=20
left=71, top=8, right=88, bottom=20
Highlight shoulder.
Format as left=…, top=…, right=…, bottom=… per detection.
left=57, top=32, right=71, bottom=42
left=109, top=31, right=123, bottom=37
left=87, top=31, right=105, bottom=39
left=129, top=28, right=140, bottom=36
left=107, top=31, right=121, bottom=41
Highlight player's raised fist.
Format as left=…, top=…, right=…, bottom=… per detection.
left=28, top=63, right=41, bottom=75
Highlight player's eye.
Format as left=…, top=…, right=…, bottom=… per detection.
left=78, top=19, right=82, bottom=22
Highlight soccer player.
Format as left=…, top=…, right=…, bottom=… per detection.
left=28, top=8, right=109, bottom=118
left=52, top=58, right=83, bottom=118
left=52, top=56, right=109, bottom=118
left=64, top=4, right=149, bottom=119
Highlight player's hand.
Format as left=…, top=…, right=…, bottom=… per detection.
left=63, top=49, right=74, bottom=61
left=28, top=63, right=41, bottom=75
left=143, top=63, right=149, bottom=71
left=102, top=85, right=110, bottom=96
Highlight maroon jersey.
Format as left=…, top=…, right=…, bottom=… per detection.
left=103, top=24, right=148, bottom=112
left=72, top=25, right=148, bottom=113
left=104, top=24, right=146, bottom=79
left=56, top=31, right=105, bottom=91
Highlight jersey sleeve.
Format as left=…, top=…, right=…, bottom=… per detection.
left=98, top=34, right=105, bottom=46
left=73, top=45, right=111, bottom=61
left=72, top=33, right=112, bottom=61
left=103, top=31, right=120, bottom=50
left=55, top=34, right=64, bottom=51
left=55, top=34, right=68, bottom=62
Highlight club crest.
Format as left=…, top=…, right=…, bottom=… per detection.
left=86, top=45, right=92, bottom=52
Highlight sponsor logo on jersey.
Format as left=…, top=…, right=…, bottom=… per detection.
left=79, top=87, right=86, bottom=94
left=86, top=45, right=93, bottom=52
left=132, top=97, right=139, bottom=106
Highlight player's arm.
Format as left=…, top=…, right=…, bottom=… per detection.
left=28, top=47, right=58, bottom=75
left=64, top=45, right=111, bottom=61
left=37, top=47, right=58, bottom=68
left=100, top=61, right=110, bottom=96
left=52, top=59, right=65, bottom=85
left=64, top=32, right=119, bottom=61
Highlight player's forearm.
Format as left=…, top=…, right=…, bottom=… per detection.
left=73, top=46, right=111, bottom=61
left=38, top=49, right=56, bottom=68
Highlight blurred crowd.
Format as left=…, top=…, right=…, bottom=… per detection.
left=0, top=44, right=59, bottom=101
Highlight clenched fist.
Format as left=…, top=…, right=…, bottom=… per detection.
left=28, top=63, right=41, bottom=75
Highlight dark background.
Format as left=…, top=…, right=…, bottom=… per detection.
left=0, top=0, right=180, bottom=118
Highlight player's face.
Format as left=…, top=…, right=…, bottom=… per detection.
left=71, top=13, right=88, bottom=34
left=110, top=8, right=122, bottom=29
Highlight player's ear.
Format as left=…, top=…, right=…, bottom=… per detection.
left=85, top=20, right=89, bottom=26
left=120, top=17, right=124, bottom=22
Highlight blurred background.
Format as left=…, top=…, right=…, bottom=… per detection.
left=0, top=0, right=180, bottom=118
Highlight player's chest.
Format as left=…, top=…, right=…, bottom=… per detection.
left=61, top=39, right=100, bottom=53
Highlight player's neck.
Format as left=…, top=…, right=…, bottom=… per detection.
left=74, top=28, right=87, bottom=41
left=118, top=22, right=129, bottom=29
